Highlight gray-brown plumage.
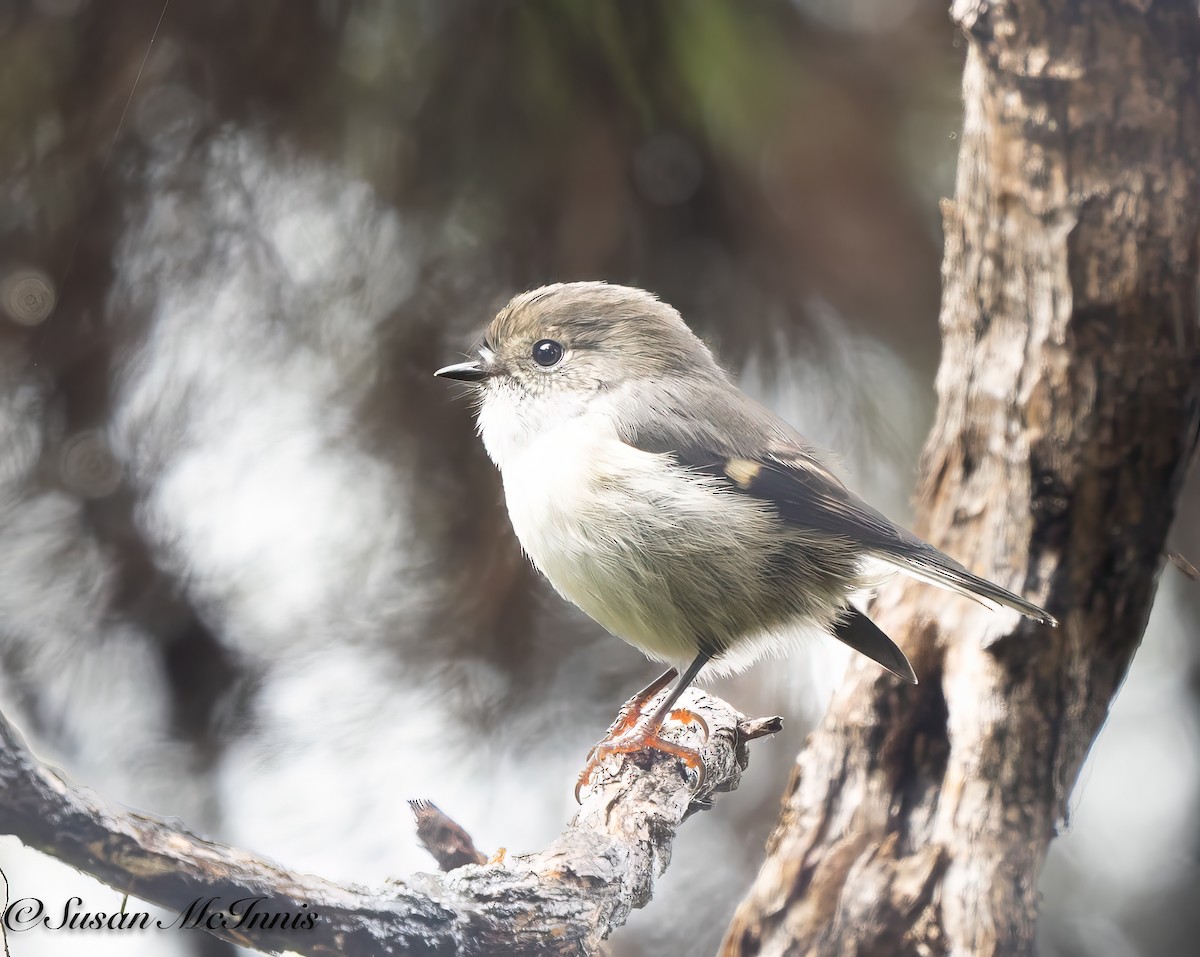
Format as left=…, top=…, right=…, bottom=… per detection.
left=436, top=282, right=1055, bottom=788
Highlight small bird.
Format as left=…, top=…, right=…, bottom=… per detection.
left=436, top=282, right=1055, bottom=797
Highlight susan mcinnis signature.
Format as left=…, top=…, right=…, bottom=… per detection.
left=2, top=894, right=319, bottom=933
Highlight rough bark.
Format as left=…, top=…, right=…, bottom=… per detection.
left=724, top=2, right=1200, bottom=955
left=0, top=691, right=780, bottom=956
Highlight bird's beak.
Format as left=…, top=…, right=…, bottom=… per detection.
left=434, top=359, right=487, bottom=382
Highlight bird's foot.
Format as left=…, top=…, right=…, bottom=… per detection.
left=590, top=668, right=679, bottom=750
left=575, top=708, right=710, bottom=802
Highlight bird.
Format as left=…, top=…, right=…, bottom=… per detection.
left=435, top=282, right=1055, bottom=798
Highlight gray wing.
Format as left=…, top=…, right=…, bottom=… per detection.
left=613, top=379, right=1056, bottom=626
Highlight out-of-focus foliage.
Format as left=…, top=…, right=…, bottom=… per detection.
left=0, top=2, right=1195, bottom=956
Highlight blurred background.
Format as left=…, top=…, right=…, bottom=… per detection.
left=0, top=1, right=1196, bottom=955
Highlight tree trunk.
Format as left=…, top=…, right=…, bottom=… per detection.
left=723, top=2, right=1200, bottom=955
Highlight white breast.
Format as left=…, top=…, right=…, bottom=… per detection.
left=485, top=405, right=787, bottom=674
left=489, top=412, right=682, bottom=660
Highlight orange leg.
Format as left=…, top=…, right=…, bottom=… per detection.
left=575, top=718, right=707, bottom=801
left=586, top=668, right=678, bottom=758
left=576, top=654, right=713, bottom=802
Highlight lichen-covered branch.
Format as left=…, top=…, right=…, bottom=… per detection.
left=0, top=690, right=779, bottom=956
left=724, top=1, right=1200, bottom=955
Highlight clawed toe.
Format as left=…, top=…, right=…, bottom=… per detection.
left=577, top=660, right=715, bottom=802
left=667, top=707, right=709, bottom=743
left=574, top=717, right=709, bottom=802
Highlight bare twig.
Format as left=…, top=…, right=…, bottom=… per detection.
left=408, top=800, right=488, bottom=871
left=1167, top=549, right=1200, bottom=582
left=0, top=689, right=779, bottom=956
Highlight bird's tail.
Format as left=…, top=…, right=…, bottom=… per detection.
left=878, top=548, right=1057, bottom=626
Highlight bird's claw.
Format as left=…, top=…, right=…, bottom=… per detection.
left=574, top=714, right=708, bottom=802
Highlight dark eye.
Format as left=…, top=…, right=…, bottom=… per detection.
left=532, top=339, right=564, bottom=367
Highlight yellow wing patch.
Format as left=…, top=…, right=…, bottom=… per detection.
left=724, top=457, right=762, bottom=489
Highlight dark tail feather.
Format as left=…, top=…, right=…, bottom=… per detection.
left=832, top=607, right=917, bottom=684
left=883, top=551, right=1058, bottom=627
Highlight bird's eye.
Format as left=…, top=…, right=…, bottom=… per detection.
left=531, top=339, right=564, bottom=368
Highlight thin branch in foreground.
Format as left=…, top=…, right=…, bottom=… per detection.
left=408, top=800, right=488, bottom=871
left=1167, top=549, right=1200, bottom=582
left=0, top=689, right=780, bottom=956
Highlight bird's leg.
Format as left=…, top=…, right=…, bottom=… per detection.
left=591, top=667, right=678, bottom=748
left=576, top=653, right=711, bottom=802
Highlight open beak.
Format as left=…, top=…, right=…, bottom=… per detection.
left=434, top=359, right=487, bottom=382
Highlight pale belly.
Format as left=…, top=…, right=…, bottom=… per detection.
left=496, top=421, right=790, bottom=665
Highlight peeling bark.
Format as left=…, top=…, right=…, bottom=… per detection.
left=724, top=1, right=1200, bottom=955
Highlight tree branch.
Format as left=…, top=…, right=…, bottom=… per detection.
left=0, top=690, right=780, bottom=956
left=724, top=1, right=1200, bottom=954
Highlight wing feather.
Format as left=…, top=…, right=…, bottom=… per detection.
left=613, top=382, right=1056, bottom=626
